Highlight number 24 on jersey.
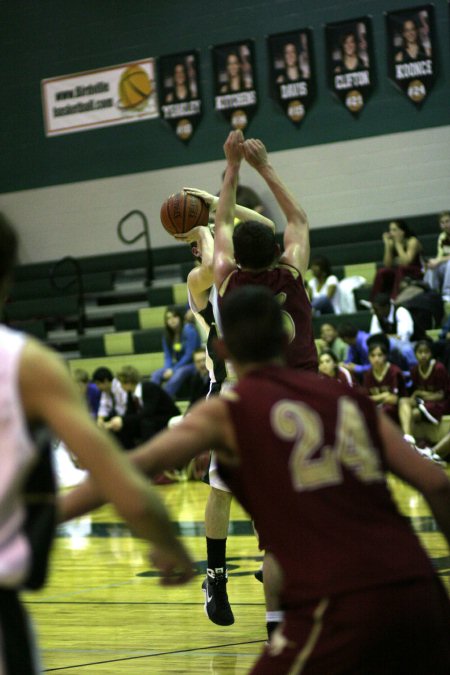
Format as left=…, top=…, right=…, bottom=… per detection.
left=271, top=396, right=383, bottom=491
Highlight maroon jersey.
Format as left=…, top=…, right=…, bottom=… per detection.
left=406, top=249, right=423, bottom=276
left=412, top=359, right=450, bottom=420
left=412, top=360, right=448, bottom=396
left=362, top=363, right=406, bottom=398
left=219, top=366, right=433, bottom=605
left=219, top=264, right=317, bottom=371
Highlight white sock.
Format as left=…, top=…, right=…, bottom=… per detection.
left=266, top=611, right=284, bottom=623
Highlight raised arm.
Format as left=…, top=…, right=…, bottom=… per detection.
left=243, top=138, right=310, bottom=277
left=213, top=131, right=244, bottom=289
left=21, top=339, right=193, bottom=583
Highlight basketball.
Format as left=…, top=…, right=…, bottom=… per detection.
left=160, top=191, right=209, bottom=236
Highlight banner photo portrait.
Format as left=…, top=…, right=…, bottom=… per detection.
left=385, top=5, right=435, bottom=107
left=267, top=29, right=315, bottom=126
left=158, top=51, right=202, bottom=143
left=212, top=40, right=257, bottom=130
left=42, top=59, right=158, bottom=137
left=325, top=18, right=374, bottom=116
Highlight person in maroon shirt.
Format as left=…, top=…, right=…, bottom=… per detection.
left=363, top=342, right=406, bottom=424
left=318, top=349, right=353, bottom=387
left=199, top=129, right=317, bottom=628
left=399, top=338, right=449, bottom=443
left=214, top=130, right=316, bottom=372
left=370, top=219, right=423, bottom=300
left=61, top=286, right=450, bottom=674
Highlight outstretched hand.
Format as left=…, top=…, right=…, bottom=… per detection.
left=243, top=138, right=268, bottom=170
left=149, top=543, right=195, bottom=586
left=183, top=187, right=218, bottom=210
left=223, top=130, right=244, bottom=165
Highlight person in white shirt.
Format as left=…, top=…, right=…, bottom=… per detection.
left=370, top=293, right=417, bottom=366
left=424, top=211, right=450, bottom=300
left=92, top=367, right=127, bottom=423
left=0, top=214, right=193, bottom=674
left=308, top=255, right=341, bottom=315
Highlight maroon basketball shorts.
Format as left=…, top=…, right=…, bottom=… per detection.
left=250, top=576, right=450, bottom=675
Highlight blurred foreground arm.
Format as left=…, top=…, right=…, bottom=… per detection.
left=22, top=340, right=193, bottom=584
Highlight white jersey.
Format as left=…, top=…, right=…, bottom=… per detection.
left=0, top=326, right=36, bottom=587
left=97, top=377, right=127, bottom=418
left=188, top=286, right=226, bottom=385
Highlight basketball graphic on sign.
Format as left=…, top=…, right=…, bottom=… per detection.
left=119, top=65, right=152, bottom=109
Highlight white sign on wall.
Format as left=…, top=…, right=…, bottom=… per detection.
left=42, top=59, right=159, bottom=136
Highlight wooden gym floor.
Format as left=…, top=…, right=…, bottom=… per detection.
left=24, top=472, right=450, bottom=674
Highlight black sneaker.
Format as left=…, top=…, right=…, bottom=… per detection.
left=202, top=567, right=234, bottom=626
left=254, top=568, right=263, bottom=583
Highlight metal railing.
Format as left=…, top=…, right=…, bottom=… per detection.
left=50, top=256, right=86, bottom=335
left=117, top=210, right=153, bottom=286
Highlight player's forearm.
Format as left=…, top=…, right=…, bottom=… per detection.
left=124, top=485, right=181, bottom=547
left=58, top=479, right=104, bottom=521
left=234, top=204, right=275, bottom=232
left=215, top=164, right=239, bottom=232
left=257, top=163, right=307, bottom=226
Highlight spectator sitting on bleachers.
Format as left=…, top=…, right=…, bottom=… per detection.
left=370, top=293, right=417, bottom=367
left=168, top=348, right=211, bottom=428
left=187, top=348, right=211, bottom=407
left=307, top=255, right=341, bottom=315
left=399, top=339, right=450, bottom=446
left=394, top=278, right=443, bottom=341
left=362, top=341, right=407, bottom=425
left=318, top=322, right=348, bottom=362
left=424, top=211, right=450, bottom=301
left=73, top=368, right=101, bottom=418
left=105, top=366, right=180, bottom=450
left=371, top=219, right=423, bottom=300
left=338, top=323, right=410, bottom=384
left=151, top=305, right=201, bottom=399
left=338, top=322, right=371, bottom=381
left=93, top=366, right=127, bottom=426
left=318, top=349, right=353, bottom=386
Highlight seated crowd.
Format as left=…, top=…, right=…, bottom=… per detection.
left=313, top=211, right=450, bottom=458
left=67, top=304, right=206, bottom=480
left=70, top=210, right=450, bottom=470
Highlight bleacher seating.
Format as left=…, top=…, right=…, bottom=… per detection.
left=6, top=213, right=443, bottom=362
left=67, top=353, right=165, bottom=379
left=79, top=328, right=164, bottom=357
left=147, top=282, right=188, bottom=307
left=8, top=271, right=114, bottom=301
left=4, top=294, right=81, bottom=324
left=312, top=311, right=372, bottom=338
